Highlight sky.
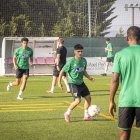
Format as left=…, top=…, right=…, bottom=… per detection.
left=105, top=0, right=140, bottom=37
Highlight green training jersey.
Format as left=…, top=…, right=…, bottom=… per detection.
left=113, top=44, right=140, bottom=107
left=62, top=57, right=87, bottom=85
left=14, top=46, right=33, bottom=69
left=106, top=43, right=114, bottom=58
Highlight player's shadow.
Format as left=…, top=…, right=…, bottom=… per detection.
left=69, top=117, right=112, bottom=123
left=90, top=89, right=120, bottom=92
left=24, top=95, right=72, bottom=99
left=0, top=117, right=112, bottom=124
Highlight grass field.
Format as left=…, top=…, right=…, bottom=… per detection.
left=0, top=75, right=140, bottom=140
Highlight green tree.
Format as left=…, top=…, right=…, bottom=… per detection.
left=116, top=27, right=125, bottom=37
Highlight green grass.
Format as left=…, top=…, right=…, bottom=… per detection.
left=0, top=76, right=140, bottom=140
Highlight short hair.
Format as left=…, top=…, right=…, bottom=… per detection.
left=74, top=44, right=84, bottom=50
left=105, top=38, right=110, bottom=42
left=127, top=26, right=140, bottom=42
left=57, top=37, right=64, bottom=44
left=21, top=37, right=29, bottom=42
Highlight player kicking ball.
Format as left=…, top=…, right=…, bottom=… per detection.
left=6, top=37, right=33, bottom=100
left=58, top=44, right=94, bottom=122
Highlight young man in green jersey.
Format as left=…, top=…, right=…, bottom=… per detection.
left=101, top=38, right=114, bottom=76
left=58, top=44, right=94, bottom=123
left=7, top=37, right=33, bottom=100
left=109, top=26, right=140, bottom=140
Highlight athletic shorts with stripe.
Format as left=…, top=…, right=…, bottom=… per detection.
left=69, top=82, right=90, bottom=99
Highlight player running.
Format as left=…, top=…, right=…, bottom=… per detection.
left=58, top=44, right=94, bottom=123
left=6, top=37, right=33, bottom=100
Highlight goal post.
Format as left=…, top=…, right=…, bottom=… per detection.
left=0, top=37, right=59, bottom=76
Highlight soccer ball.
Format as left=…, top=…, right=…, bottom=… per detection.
left=88, top=105, right=100, bottom=117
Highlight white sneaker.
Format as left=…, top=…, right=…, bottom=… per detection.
left=6, top=83, right=11, bottom=92
left=17, top=96, right=23, bottom=100
left=47, top=90, right=54, bottom=94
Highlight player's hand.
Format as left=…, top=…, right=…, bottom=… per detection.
left=58, top=82, right=63, bottom=90
left=109, top=101, right=116, bottom=118
left=14, top=65, right=18, bottom=70
left=56, top=66, right=60, bottom=71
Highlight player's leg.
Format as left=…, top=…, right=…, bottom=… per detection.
left=6, top=68, right=22, bottom=91
left=64, top=84, right=81, bottom=122
left=64, top=98, right=81, bottom=123
left=16, top=69, right=29, bottom=100
left=83, top=95, right=93, bottom=121
left=118, top=107, right=135, bottom=140
left=48, top=76, right=57, bottom=93
left=81, top=83, right=93, bottom=121
left=119, top=130, right=131, bottom=140
left=62, top=74, right=70, bottom=93
left=48, top=67, right=58, bottom=93
left=101, top=58, right=110, bottom=76
left=104, top=62, right=109, bottom=74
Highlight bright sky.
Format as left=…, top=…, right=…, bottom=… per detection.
left=105, top=0, right=140, bottom=37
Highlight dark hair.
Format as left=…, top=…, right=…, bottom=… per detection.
left=58, top=37, right=64, bottom=44
left=127, top=26, right=140, bottom=42
left=105, top=38, right=110, bottom=42
left=21, top=37, right=29, bottom=42
left=74, top=44, right=84, bottom=50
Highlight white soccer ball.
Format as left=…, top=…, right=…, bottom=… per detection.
left=88, top=105, right=100, bottom=117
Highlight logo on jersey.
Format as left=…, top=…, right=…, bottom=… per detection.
left=22, top=54, right=29, bottom=59
left=75, top=67, right=85, bottom=72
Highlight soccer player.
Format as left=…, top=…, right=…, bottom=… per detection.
left=58, top=44, right=94, bottom=123
left=109, top=26, right=140, bottom=140
left=6, top=37, right=33, bottom=100
left=101, top=38, right=114, bottom=76
left=48, top=38, right=70, bottom=93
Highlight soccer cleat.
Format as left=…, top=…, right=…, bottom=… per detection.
left=66, top=91, right=71, bottom=93
left=83, top=116, right=93, bottom=121
left=101, top=73, right=107, bottom=76
left=17, top=96, right=23, bottom=100
left=6, top=83, right=11, bottom=92
left=64, top=112, right=70, bottom=123
left=47, top=90, right=54, bottom=94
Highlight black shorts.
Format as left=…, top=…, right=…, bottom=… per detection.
left=69, top=82, right=90, bottom=99
left=53, top=64, right=66, bottom=77
left=16, top=69, right=29, bottom=78
left=118, top=107, right=140, bottom=130
left=106, top=57, right=114, bottom=62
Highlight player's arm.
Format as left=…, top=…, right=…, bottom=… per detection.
left=30, top=56, right=33, bottom=66
left=13, top=55, right=18, bottom=70
left=29, top=50, right=33, bottom=66
left=109, top=72, right=120, bottom=117
left=56, top=54, right=61, bottom=71
left=84, top=71, right=94, bottom=81
left=105, top=47, right=112, bottom=51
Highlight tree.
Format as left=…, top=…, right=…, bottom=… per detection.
left=0, top=0, right=117, bottom=37
left=116, top=27, right=125, bottom=37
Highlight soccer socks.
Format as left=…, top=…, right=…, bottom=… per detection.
left=65, top=108, right=72, bottom=115
left=7, top=82, right=13, bottom=91
left=9, top=82, right=13, bottom=86
left=84, top=109, right=89, bottom=117
left=18, top=90, right=23, bottom=97
left=66, top=85, right=70, bottom=92
left=50, top=85, right=55, bottom=93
